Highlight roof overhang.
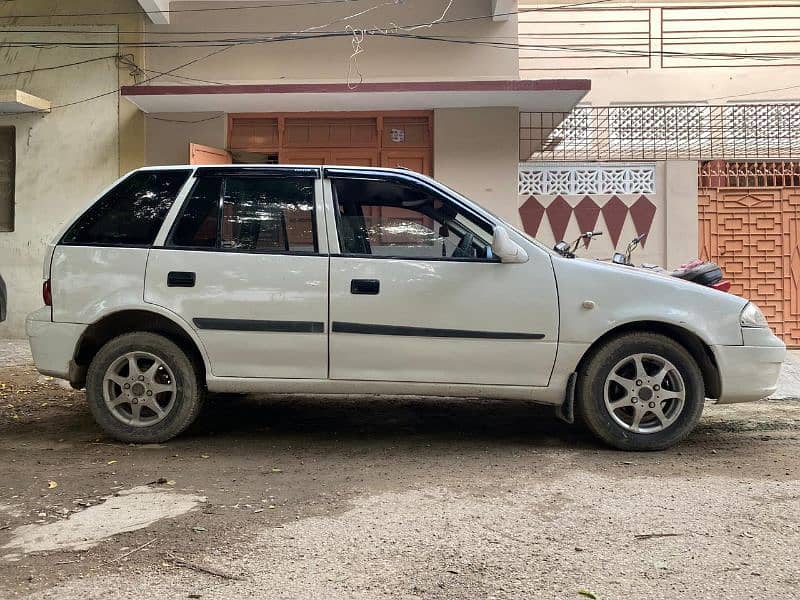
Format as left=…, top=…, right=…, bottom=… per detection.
left=0, top=89, right=51, bottom=113
left=121, top=79, right=590, bottom=114
left=137, top=0, right=517, bottom=24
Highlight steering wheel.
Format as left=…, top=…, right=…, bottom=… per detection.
left=452, top=232, right=475, bottom=258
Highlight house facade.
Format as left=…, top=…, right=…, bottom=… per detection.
left=0, top=0, right=591, bottom=336
left=518, top=1, right=800, bottom=344
left=4, top=0, right=795, bottom=342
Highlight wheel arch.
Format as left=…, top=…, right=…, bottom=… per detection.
left=575, top=320, right=721, bottom=399
left=70, top=308, right=209, bottom=389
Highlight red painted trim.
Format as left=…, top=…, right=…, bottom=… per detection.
left=121, top=79, right=591, bottom=96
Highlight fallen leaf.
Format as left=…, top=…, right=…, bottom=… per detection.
left=192, top=526, right=207, bottom=532
left=271, top=468, right=283, bottom=473
left=578, top=591, right=598, bottom=599
left=200, top=454, right=209, bottom=459
left=47, top=481, right=58, bottom=489
left=166, top=480, right=176, bottom=486
left=107, top=460, right=118, bottom=465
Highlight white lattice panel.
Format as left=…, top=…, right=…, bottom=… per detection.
left=519, top=163, right=656, bottom=195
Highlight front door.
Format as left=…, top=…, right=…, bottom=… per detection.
left=145, top=169, right=329, bottom=378
left=324, top=172, right=559, bottom=387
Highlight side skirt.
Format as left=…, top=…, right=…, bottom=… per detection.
left=206, top=376, right=561, bottom=404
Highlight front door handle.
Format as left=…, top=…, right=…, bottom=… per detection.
left=351, top=279, right=380, bottom=295
left=167, top=271, right=196, bottom=287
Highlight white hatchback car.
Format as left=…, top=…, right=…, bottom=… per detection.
left=27, top=165, right=785, bottom=450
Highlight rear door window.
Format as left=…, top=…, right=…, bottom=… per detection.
left=62, top=170, right=191, bottom=246
left=167, top=175, right=318, bottom=253
left=221, top=177, right=317, bottom=253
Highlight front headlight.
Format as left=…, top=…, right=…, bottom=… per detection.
left=740, top=302, right=769, bottom=328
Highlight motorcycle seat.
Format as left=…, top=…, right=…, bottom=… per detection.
left=670, top=261, right=723, bottom=286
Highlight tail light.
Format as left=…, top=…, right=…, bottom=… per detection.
left=42, top=278, right=52, bottom=306
left=712, top=280, right=731, bottom=293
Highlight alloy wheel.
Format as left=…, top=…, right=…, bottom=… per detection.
left=102, top=351, right=177, bottom=427
left=603, top=353, right=686, bottom=434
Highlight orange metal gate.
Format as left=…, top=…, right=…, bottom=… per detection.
left=699, top=163, right=800, bottom=345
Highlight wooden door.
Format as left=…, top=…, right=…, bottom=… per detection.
left=380, top=148, right=432, bottom=176
left=189, top=143, right=232, bottom=165
left=330, top=149, right=379, bottom=167
left=281, top=150, right=332, bottom=165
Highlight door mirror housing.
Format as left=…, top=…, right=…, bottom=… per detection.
left=492, top=226, right=529, bottom=264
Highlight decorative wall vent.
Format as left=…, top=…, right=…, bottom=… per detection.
left=518, top=163, right=656, bottom=196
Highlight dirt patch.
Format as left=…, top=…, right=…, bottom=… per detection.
left=1, top=363, right=799, bottom=599
left=3, top=486, right=206, bottom=558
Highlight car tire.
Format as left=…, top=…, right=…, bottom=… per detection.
left=576, top=332, right=705, bottom=451
left=85, top=332, right=205, bottom=443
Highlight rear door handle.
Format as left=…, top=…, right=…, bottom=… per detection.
left=350, top=279, right=380, bottom=295
left=167, top=271, right=196, bottom=287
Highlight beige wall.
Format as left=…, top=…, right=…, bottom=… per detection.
left=664, top=161, right=699, bottom=267
left=146, top=0, right=518, bottom=84
left=145, top=113, right=226, bottom=165
left=516, top=161, right=704, bottom=269
left=520, top=2, right=800, bottom=105
left=434, top=107, right=520, bottom=225
left=0, top=1, right=146, bottom=337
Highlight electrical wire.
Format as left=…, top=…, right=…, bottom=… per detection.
left=0, top=0, right=362, bottom=19
left=0, top=54, right=118, bottom=77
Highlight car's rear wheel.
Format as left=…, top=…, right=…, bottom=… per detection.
left=86, top=332, right=204, bottom=443
left=576, top=332, right=705, bottom=451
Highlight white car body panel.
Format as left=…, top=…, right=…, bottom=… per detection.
left=552, top=257, right=748, bottom=348
left=328, top=255, right=559, bottom=386
left=145, top=251, right=329, bottom=378
left=26, top=164, right=786, bottom=413
left=50, top=246, right=150, bottom=324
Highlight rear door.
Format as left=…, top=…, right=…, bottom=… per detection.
left=145, top=167, right=329, bottom=379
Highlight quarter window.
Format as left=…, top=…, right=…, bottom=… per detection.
left=62, top=170, right=191, bottom=246
left=332, top=178, right=494, bottom=260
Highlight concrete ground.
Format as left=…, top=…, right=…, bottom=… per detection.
left=1, top=340, right=799, bottom=599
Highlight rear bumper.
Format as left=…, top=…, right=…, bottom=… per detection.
left=25, top=308, right=85, bottom=380
left=713, top=337, right=786, bottom=403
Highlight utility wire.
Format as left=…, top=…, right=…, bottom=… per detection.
left=0, top=0, right=618, bottom=21
left=0, top=54, right=118, bottom=77
left=0, top=0, right=362, bottom=19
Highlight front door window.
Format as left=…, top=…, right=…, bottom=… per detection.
left=331, top=178, right=494, bottom=260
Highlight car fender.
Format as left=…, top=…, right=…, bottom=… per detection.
left=552, top=257, right=748, bottom=349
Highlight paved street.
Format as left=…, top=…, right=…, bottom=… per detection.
left=1, top=341, right=799, bottom=599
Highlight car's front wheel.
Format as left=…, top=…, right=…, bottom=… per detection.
left=576, top=332, right=705, bottom=451
left=85, top=332, right=205, bottom=443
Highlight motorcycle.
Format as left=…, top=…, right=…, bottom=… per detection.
left=611, top=233, right=731, bottom=292
left=553, top=232, right=731, bottom=292
left=553, top=230, right=603, bottom=258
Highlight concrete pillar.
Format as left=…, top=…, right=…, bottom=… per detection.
left=433, top=107, right=520, bottom=226
left=664, top=160, right=699, bottom=268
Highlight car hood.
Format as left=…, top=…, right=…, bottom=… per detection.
left=550, top=255, right=749, bottom=346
